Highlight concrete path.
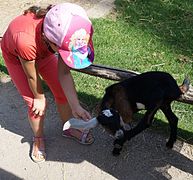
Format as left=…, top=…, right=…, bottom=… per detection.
left=0, top=0, right=115, bottom=36
left=1, top=1, right=193, bottom=180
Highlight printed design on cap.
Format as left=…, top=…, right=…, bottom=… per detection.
left=66, top=28, right=92, bottom=69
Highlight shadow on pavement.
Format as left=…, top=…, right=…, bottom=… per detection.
left=0, top=79, right=193, bottom=180
left=0, top=168, right=23, bottom=180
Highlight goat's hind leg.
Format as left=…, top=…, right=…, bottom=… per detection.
left=112, top=107, right=158, bottom=156
left=161, top=103, right=178, bottom=148
left=125, top=103, right=161, bottom=141
left=111, top=109, right=153, bottom=156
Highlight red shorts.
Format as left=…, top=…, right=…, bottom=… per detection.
left=2, top=52, right=67, bottom=119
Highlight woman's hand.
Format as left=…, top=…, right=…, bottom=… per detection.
left=72, top=105, right=92, bottom=121
left=32, top=97, right=46, bottom=116
left=19, top=57, right=46, bottom=117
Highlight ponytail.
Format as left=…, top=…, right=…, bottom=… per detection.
left=23, top=5, right=53, bottom=18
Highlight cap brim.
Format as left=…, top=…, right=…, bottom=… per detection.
left=57, top=13, right=95, bottom=69
left=59, top=45, right=94, bottom=69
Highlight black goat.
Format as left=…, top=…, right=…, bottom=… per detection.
left=97, top=71, right=189, bottom=156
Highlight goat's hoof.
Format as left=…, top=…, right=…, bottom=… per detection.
left=166, top=141, right=174, bottom=149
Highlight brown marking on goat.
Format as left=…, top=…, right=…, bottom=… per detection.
left=146, top=101, right=163, bottom=125
left=112, top=85, right=133, bottom=124
left=102, top=96, right=114, bottom=110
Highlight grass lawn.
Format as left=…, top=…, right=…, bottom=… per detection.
left=74, top=0, right=193, bottom=141
left=0, top=0, right=193, bottom=142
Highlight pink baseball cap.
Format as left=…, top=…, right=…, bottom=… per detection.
left=43, top=3, right=94, bottom=69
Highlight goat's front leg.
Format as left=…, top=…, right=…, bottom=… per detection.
left=125, top=104, right=160, bottom=141
left=161, top=103, right=178, bottom=148
left=112, top=105, right=160, bottom=156
left=113, top=136, right=127, bottom=156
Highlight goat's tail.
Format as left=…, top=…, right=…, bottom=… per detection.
left=179, top=77, right=190, bottom=94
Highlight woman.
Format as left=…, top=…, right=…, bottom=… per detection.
left=1, top=3, right=95, bottom=163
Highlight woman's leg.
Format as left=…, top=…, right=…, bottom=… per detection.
left=37, top=54, right=71, bottom=123
left=28, top=114, right=44, bottom=137
left=2, top=53, right=45, bottom=161
left=56, top=102, right=73, bottom=123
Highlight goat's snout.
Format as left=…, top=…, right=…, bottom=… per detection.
left=114, top=129, right=124, bottom=139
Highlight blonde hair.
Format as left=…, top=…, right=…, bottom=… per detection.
left=69, top=29, right=90, bottom=49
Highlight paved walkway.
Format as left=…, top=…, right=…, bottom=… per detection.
left=0, top=1, right=119, bottom=180
left=0, top=0, right=115, bottom=36
left=1, top=1, right=193, bottom=180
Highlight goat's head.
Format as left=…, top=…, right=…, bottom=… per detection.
left=97, top=109, right=128, bottom=139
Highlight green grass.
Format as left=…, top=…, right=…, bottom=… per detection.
left=1, top=0, right=193, bottom=142
left=0, top=54, right=8, bottom=75
left=74, top=0, right=193, bottom=142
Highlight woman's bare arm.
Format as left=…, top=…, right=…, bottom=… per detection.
left=57, top=56, right=91, bottom=120
left=19, top=57, right=46, bottom=116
